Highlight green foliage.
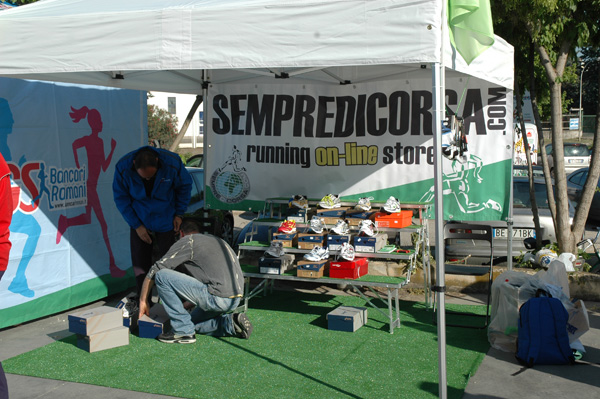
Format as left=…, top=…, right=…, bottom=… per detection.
left=147, top=104, right=178, bottom=149
left=6, top=0, right=38, bottom=4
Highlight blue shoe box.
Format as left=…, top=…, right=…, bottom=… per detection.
left=327, top=234, right=352, bottom=251
left=77, top=326, right=130, bottom=353
left=345, top=210, right=376, bottom=226
left=272, top=232, right=298, bottom=248
left=297, top=232, right=327, bottom=249
left=286, top=208, right=309, bottom=223
left=316, top=208, right=349, bottom=218
left=68, top=306, right=124, bottom=336
left=258, top=254, right=295, bottom=274
left=138, top=303, right=171, bottom=339
left=297, top=259, right=328, bottom=278
left=354, top=233, right=388, bottom=253
left=327, top=306, right=368, bottom=332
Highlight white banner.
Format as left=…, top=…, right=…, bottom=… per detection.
left=205, top=76, right=512, bottom=221
left=0, top=78, right=145, bottom=328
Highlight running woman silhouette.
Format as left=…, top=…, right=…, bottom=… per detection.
left=56, top=106, right=125, bottom=277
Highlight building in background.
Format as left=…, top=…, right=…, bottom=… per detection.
left=147, top=92, right=204, bottom=153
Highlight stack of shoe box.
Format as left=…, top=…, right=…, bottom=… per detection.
left=68, top=306, right=129, bottom=353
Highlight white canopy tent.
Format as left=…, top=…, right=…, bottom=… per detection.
left=0, top=1, right=513, bottom=398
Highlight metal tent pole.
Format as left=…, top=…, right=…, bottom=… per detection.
left=434, top=0, right=448, bottom=397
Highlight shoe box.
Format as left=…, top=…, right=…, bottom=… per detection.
left=296, top=259, right=328, bottom=278
left=77, top=326, right=130, bottom=353
left=317, top=207, right=351, bottom=225
left=327, top=306, right=368, bottom=332
left=374, top=210, right=413, bottom=228
left=68, top=306, right=129, bottom=352
left=345, top=210, right=376, bottom=226
left=327, top=234, right=352, bottom=251
left=297, top=232, right=327, bottom=249
left=329, top=257, right=368, bottom=279
left=258, top=253, right=295, bottom=274
left=354, top=233, right=388, bottom=253
left=272, top=232, right=298, bottom=248
left=286, top=207, right=311, bottom=223
left=68, top=306, right=124, bottom=336
left=138, top=303, right=171, bottom=339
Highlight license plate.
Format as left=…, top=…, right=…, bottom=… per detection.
left=568, top=159, right=584, bottom=164
left=493, top=228, right=535, bottom=238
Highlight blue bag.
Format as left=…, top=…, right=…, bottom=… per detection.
left=516, top=291, right=574, bottom=367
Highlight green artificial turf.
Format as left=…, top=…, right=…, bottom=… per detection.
left=3, top=291, right=489, bottom=399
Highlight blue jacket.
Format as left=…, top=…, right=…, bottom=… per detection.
left=113, top=146, right=192, bottom=233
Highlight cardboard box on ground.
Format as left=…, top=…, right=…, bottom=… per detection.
left=68, top=306, right=129, bottom=352
left=327, top=306, right=368, bottom=332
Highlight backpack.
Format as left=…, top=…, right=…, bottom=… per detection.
left=516, top=290, right=575, bottom=367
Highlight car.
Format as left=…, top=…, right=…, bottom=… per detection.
left=545, top=143, right=591, bottom=174
left=513, top=165, right=545, bottom=179
left=185, top=153, right=204, bottom=168
left=566, top=167, right=600, bottom=222
left=445, top=176, right=574, bottom=261
left=184, top=166, right=234, bottom=244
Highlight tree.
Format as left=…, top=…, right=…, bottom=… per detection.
left=492, top=0, right=600, bottom=255
left=147, top=104, right=179, bottom=150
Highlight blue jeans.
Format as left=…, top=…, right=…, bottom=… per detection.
left=154, top=269, right=239, bottom=336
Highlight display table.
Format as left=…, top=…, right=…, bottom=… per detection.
left=241, top=264, right=409, bottom=334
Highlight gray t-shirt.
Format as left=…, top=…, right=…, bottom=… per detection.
left=147, top=234, right=244, bottom=298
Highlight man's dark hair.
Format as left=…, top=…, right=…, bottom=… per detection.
left=180, top=219, right=201, bottom=234
left=134, top=148, right=158, bottom=169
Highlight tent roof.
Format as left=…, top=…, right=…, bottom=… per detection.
left=0, top=0, right=512, bottom=93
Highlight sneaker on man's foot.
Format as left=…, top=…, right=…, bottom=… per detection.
left=157, top=331, right=196, bottom=344
left=233, top=313, right=253, bottom=339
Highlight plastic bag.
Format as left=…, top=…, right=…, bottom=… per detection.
left=487, top=267, right=587, bottom=352
left=535, top=248, right=557, bottom=268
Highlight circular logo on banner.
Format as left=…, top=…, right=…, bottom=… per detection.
left=210, top=170, right=250, bottom=204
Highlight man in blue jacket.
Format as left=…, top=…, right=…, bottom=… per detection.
left=113, top=146, right=192, bottom=295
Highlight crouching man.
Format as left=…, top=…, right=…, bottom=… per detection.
left=138, top=219, right=252, bottom=344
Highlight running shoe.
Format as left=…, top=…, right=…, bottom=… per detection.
left=264, top=241, right=285, bottom=258
left=355, top=196, right=374, bottom=211
left=383, top=196, right=402, bottom=213
left=338, top=242, right=356, bottom=261
left=319, top=194, right=341, bottom=209
left=290, top=195, right=309, bottom=209
left=278, top=219, right=296, bottom=234
left=358, top=219, right=378, bottom=237
left=157, top=331, right=196, bottom=344
left=304, top=245, right=329, bottom=261
left=331, top=219, right=349, bottom=235
left=309, top=216, right=327, bottom=234
left=233, top=313, right=254, bottom=339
